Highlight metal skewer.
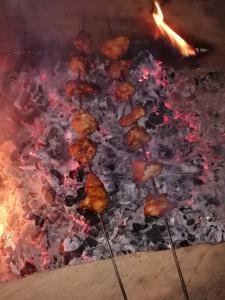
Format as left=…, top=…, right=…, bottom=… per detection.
left=99, top=213, right=128, bottom=300
left=142, top=145, right=190, bottom=300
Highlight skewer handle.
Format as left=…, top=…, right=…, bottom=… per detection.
left=99, top=213, right=128, bottom=300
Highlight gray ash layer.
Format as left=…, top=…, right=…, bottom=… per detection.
left=0, top=52, right=225, bottom=280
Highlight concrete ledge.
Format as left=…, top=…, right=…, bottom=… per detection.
left=1, top=243, right=225, bottom=300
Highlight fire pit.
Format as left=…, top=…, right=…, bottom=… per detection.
left=0, top=1, right=225, bottom=299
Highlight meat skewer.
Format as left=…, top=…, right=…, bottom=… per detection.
left=69, top=89, right=128, bottom=299
left=117, top=75, right=190, bottom=299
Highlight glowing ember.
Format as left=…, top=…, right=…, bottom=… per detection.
left=152, top=1, right=196, bottom=57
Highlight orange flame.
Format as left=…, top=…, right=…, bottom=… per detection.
left=152, top=1, right=196, bottom=57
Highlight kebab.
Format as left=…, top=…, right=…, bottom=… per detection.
left=101, top=36, right=130, bottom=60
left=68, top=82, right=127, bottom=299
left=112, top=45, right=189, bottom=299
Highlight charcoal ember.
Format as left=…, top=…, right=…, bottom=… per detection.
left=148, top=112, right=164, bottom=126
left=188, top=234, right=196, bottom=243
left=65, top=195, right=77, bottom=207
left=33, top=215, right=45, bottom=227
left=146, top=225, right=163, bottom=243
left=20, top=262, right=37, bottom=277
left=132, top=223, right=148, bottom=233
left=186, top=219, right=195, bottom=226
left=193, top=177, right=204, bottom=185
left=76, top=168, right=85, bottom=182
left=179, top=240, right=190, bottom=247
left=50, top=169, right=64, bottom=185
left=75, top=187, right=86, bottom=202
left=107, top=163, right=115, bottom=172
left=76, top=209, right=100, bottom=226
left=41, top=185, right=56, bottom=203
left=46, top=127, right=68, bottom=160
left=63, top=244, right=85, bottom=265
left=205, top=195, right=220, bottom=207
left=84, top=236, right=98, bottom=248
left=158, top=144, right=174, bottom=160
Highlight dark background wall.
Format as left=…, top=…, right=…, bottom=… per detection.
left=0, top=0, right=224, bottom=70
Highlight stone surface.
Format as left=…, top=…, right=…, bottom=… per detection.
left=1, top=243, right=225, bottom=300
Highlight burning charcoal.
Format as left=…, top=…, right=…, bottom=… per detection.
left=146, top=225, right=163, bottom=243
left=20, top=262, right=37, bottom=277
left=148, top=112, right=164, bottom=126
left=33, top=215, right=45, bottom=227
left=186, top=219, right=195, bottom=226
left=107, top=163, right=115, bottom=172
left=75, top=187, right=86, bottom=202
left=63, top=244, right=85, bottom=265
left=50, top=169, right=64, bottom=185
left=41, top=186, right=56, bottom=203
left=76, top=168, right=85, bottom=182
left=188, top=234, right=196, bottom=243
left=158, top=144, right=174, bottom=160
left=193, top=177, right=204, bottom=185
left=179, top=240, right=190, bottom=247
left=76, top=209, right=100, bottom=226
left=84, top=236, right=98, bottom=248
left=132, top=223, right=148, bottom=233
left=65, top=195, right=77, bottom=207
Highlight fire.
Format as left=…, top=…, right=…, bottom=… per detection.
left=152, top=1, right=196, bottom=57
left=0, top=206, right=8, bottom=237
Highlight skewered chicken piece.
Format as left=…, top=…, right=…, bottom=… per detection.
left=74, top=30, right=92, bottom=54
left=116, top=82, right=135, bottom=102
left=78, top=173, right=108, bottom=213
left=119, top=105, right=145, bottom=127
left=125, top=126, right=151, bottom=151
left=144, top=194, right=174, bottom=217
left=65, top=80, right=76, bottom=97
left=132, top=160, right=163, bottom=182
left=77, top=83, right=97, bottom=97
left=71, top=110, right=98, bottom=137
left=101, top=36, right=130, bottom=60
left=69, top=138, right=96, bottom=166
left=69, top=56, right=86, bottom=77
left=109, top=60, right=132, bottom=79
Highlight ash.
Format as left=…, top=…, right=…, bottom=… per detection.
left=0, top=51, right=225, bottom=281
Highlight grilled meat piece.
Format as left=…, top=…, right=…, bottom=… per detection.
left=119, top=106, right=145, bottom=127
left=125, top=126, right=151, bottom=151
left=65, top=80, right=76, bottom=97
left=77, top=83, right=97, bottom=97
left=144, top=194, right=174, bottom=217
left=74, top=30, right=92, bottom=54
left=69, top=138, right=96, bottom=166
left=71, top=110, right=98, bottom=137
left=116, top=82, right=135, bottom=102
left=69, top=57, right=86, bottom=77
left=109, top=60, right=132, bottom=79
left=78, top=174, right=108, bottom=213
left=132, top=160, right=163, bottom=182
left=101, top=36, right=130, bottom=60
